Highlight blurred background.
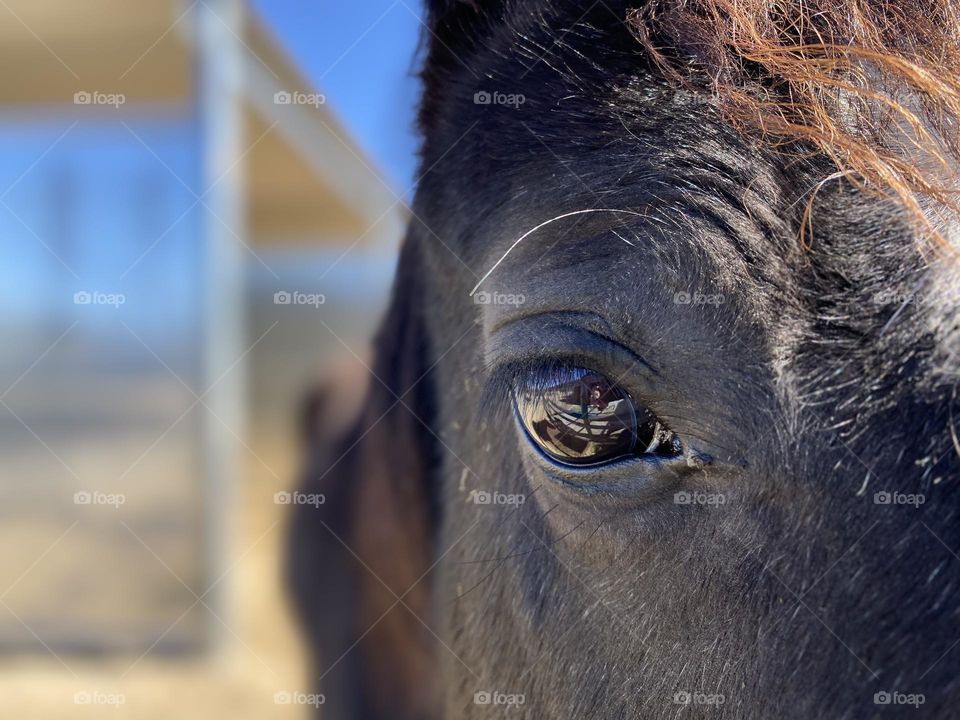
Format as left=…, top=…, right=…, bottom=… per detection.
left=0, top=0, right=419, bottom=716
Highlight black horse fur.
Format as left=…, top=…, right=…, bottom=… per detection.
left=288, top=1, right=960, bottom=717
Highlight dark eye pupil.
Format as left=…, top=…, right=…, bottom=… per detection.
left=515, top=368, right=680, bottom=466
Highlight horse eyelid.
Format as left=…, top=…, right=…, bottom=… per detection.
left=478, top=358, right=583, bottom=420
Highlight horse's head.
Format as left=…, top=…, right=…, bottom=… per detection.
left=290, top=1, right=960, bottom=717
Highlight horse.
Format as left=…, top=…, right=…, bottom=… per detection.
left=288, top=1, right=960, bottom=717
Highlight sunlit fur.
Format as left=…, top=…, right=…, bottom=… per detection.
left=290, top=2, right=960, bottom=718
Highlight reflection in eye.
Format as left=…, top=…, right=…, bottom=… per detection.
left=514, top=367, right=681, bottom=466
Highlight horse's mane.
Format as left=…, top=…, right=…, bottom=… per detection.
left=627, top=0, right=960, bottom=247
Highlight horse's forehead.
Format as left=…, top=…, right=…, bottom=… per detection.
left=418, top=0, right=959, bottom=400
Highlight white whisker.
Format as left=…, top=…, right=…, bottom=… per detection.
left=469, top=208, right=645, bottom=296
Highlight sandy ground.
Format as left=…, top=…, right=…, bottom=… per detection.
left=0, top=429, right=317, bottom=719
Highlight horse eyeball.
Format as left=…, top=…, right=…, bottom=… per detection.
left=513, top=367, right=681, bottom=466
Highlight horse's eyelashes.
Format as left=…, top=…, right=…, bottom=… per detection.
left=513, top=366, right=681, bottom=467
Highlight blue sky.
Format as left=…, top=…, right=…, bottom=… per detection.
left=0, top=3, right=423, bottom=334
left=250, top=0, right=423, bottom=194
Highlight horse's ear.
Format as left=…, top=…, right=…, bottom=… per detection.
left=287, top=237, right=441, bottom=719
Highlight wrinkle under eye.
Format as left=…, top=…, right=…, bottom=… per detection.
left=513, top=367, right=681, bottom=467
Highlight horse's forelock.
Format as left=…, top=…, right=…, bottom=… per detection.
left=627, top=0, right=960, bottom=250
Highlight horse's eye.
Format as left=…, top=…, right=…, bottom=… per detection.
left=513, top=368, right=682, bottom=466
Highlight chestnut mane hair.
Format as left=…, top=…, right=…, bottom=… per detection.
left=627, top=0, right=960, bottom=247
